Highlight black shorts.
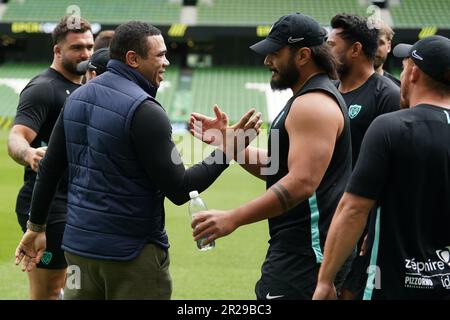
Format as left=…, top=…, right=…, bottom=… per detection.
left=255, top=249, right=355, bottom=300
left=255, top=250, right=321, bottom=300
left=17, top=214, right=67, bottom=270
left=341, top=252, right=370, bottom=299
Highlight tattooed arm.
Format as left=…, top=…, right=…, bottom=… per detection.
left=8, top=125, right=46, bottom=172
left=192, top=92, right=345, bottom=243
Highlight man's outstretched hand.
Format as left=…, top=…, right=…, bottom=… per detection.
left=189, top=105, right=263, bottom=157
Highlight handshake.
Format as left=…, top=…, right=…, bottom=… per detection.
left=189, top=104, right=263, bottom=162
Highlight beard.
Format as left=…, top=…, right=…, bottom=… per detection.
left=270, top=56, right=300, bottom=90
left=374, top=54, right=387, bottom=69
left=62, top=55, right=86, bottom=76
left=336, top=59, right=351, bottom=78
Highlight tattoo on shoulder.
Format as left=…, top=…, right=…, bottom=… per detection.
left=270, top=183, right=295, bottom=212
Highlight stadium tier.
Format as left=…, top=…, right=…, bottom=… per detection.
left=190, top=67, right=271, bottom=123
left=0, top=63, right=47, bottom=128
left=2, top=0, right=450, bottom=28
left=0, top=64, right=281, bottom=129
left=1, top=0, right=181, bottom=24
left=197, top=0, right=367, bottom=26
left=0, top=63, right=179, bottom=128
left=390, top=0, right=450, bottom=28
left=157, top=65, right=179, bottom=120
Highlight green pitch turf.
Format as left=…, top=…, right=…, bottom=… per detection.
left=0, top=130, right=269, bottom=299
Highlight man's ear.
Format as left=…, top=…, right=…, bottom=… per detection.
left=410, top=64, right=421, bottom=83
left=297, top=47, right=312, bottom=66
left=125, top=51, right=139, bottom=68
left=351, top=42, right=363, bottom=58
left=53, top=44, right=61, bottom=57
left=90, top=70, right=97, bottom=79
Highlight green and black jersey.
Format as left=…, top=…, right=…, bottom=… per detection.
left=337, top=73, right=400, bottom=166
left=348, top=104, right=450, bottom=299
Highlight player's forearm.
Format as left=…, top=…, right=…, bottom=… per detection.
left=317, top=194, right=369, bottom=284
left=236, top=147, right=268, bottom=180
left=232, top=173, right=315, bottom=227
left=7, top=132, right=32, bottom=166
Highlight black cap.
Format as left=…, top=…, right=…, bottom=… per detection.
left=250, top=13, right=327, bottom=55
left=393, top=35, right=450, bottom=85
left=76, top=48, right=110, bottom=76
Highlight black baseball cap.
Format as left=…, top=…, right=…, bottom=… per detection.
left=250, top=13, right=327, bottom=55
left=393, top=35, right=450, bottom=85
left=76, top=48, right=110, bottom=76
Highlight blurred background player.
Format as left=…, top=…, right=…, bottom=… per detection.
left=93, top=30, right=114, bottom=51
left=7, top=16, right=93, bottom=300
left=77, top=47, right=110, bottom=81
left=79, top=30, right=114, bottom=84
left=374, top=20, right=400, bottom=86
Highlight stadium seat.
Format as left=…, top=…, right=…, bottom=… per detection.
left=0, top=63, right=178, bottom=128
left=390, top=0, right=450, bottom=28
left=190, top=67, right=269, bottom=122
left=0, top=63, right=47, bottom=127
left=2, top=0, right=181, bottom=24
left=197, top=0, right=367, bottom=26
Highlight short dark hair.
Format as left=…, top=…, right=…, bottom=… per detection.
left=52, top=15, right=92, bottom=46
left=331, top=13, right=379, bottom=60
left=289, top=43, right=338, bottom=79
left=94, top=30, right=115, bottom=51
left=109, top=21, right=161, bottom=62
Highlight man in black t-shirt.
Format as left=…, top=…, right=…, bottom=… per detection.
left=328, top=13, right=400, bottom=167
left=327, top=14, right=400, bottom=299
left=313, top=35, right=450, bottom=300
left=374, top=20, right=400, bottom=87
left=7, top=16, right=93, bottom=299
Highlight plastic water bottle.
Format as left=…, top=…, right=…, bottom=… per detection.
left=189, top=190, right=215, bottom=251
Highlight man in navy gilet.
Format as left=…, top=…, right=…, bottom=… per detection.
left=15, top=21, right=261, bottom=299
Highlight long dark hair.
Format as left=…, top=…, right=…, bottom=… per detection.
left=290, top=42, right=339, bottom=80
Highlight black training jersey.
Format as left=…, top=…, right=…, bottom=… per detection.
left=266, top=73, right=352, bottom=260
left=14, top=68, right=80, bottom=224
left=347, top=104, right=450, bottom=300
left=383, top=70, right=401, bottom=87
left=336, top=72, right=400, bottom=166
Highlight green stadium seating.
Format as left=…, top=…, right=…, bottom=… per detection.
left=0, top=63, right=179, bottom=129
left=0, top=63, right=47, bottom=128
left=190, top=67, right=270, bottom=122
left=197, top=0, right=367, bottom=26
left=390, top=0, right=450, bottom=28
left=156, top=65, right=179, bottom=121
left=1, top=64, right=292, bottom=129
left=2, top=0, right=181, bottom=24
